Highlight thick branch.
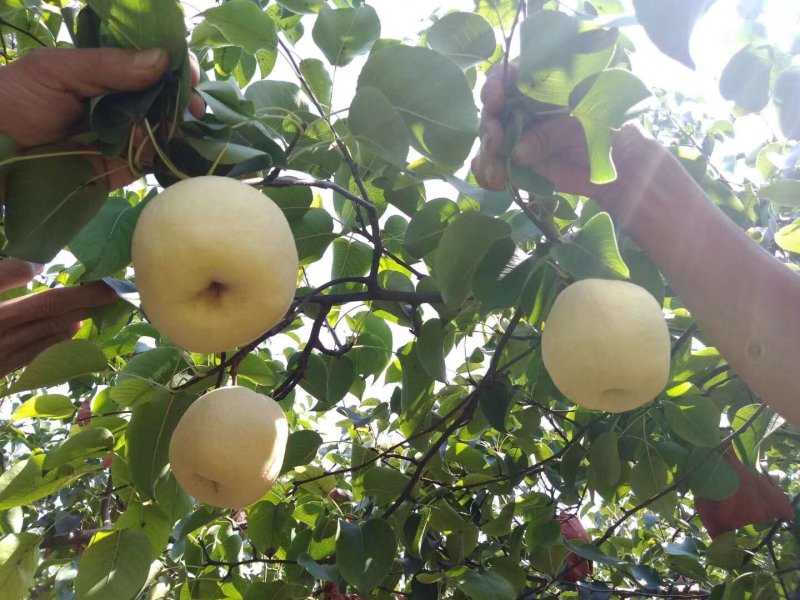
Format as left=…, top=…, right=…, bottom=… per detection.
left=273, top=306, right=331, bottom=401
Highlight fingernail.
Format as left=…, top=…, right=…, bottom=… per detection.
left=133, top=48, right=166, bottom=69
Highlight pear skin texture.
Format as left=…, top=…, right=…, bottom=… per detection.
left=542, top=278, right=670, bottom=412
left=168, top=386, right=289, bottom=509
left=131, top=176, right=299, bottom=354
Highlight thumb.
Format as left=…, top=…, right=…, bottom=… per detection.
left=0, top=259, right=44, bottom=294
left=30, top=47, right=171, bottom=98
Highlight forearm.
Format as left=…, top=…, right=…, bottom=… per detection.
left=603, top=131, right=800, bottom=428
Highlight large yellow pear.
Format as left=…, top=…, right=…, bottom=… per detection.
left=541, top=278, right=670, bottom=412
left=169, top=386, right=288, bottom=509
left=131, top=176, right=298, bottom=354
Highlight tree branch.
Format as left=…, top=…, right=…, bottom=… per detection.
left=273, top=306, right=331, bottom=401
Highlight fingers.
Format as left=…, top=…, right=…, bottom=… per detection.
left=480, top=117, right=505, bottom=156
left=511, top=117, right=586, bottom=167
left=188, top=52, right=201, bottom=87
left=0, top=308, right=87, bottom=351
left=481, top=62, right=519, bottom=117
left=187, top=53, right=206, bottom=118
left=0, top=329, right=78, bottom=378
left=24, top=47, right=171, bottom=98
left=0, top=259, right=44, bottom=294
left=472, top=153, right=508, bottom=191
left=0, top=282, right=118, bottom=327
left=481, top=72, right=506, bottom=117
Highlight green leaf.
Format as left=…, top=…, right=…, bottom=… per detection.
left=0, top=532, right=40, bottom=600
left=730, top=403, right=774, bottom=469
left=416, top=319, right=448, bottom=382
left=358, top=45, right=478, bottom=168
left=347, top=311, right=393, bottom=379
left=550, top=212, right=630, bottom=280
left=518, top=10, right=616, bottom=106
left=89, top=82, right=165, bottom=145
left=664, top=397, right=721, bottom=447
left=630, top=452, right=677, bottom=517
left=774, top=66, right=800, bottom=139
left=299, top=58, right=332, bottom=108
left=110, top=347, right=184, bottom=408
left=116, top=501, right=172, bottom=556
left=719, top=45, right=773, bottom=113
left=11, top=395, right=75, bottom=421
left=490, top=557, right=527, bottom=595
left=9, top=340, right=107, bottom=394
left=75, top=529, right=152, bottom=600
left=126, top=392, right=194, bottom=499
left=363, top=466, right=411, bottom=501
left=236, top=354, right=277, bottom=387
left=349, top=86, right=410, bottom=165
left=775, top=217, right=800, bottom=253
left=4, top=155, right=110, bottom=262
left=267, top=186, right=313, bottom=223
left=0, top=455, right=96, bottom=510
left=448, top=175, right=514, bottom=216
left=297, top=552, right=339, bottom=581
left=398, top=343, right=435, bottom=436
left=85, top=0, right=186, bottom=68
left=308, top=513, right=337, bottom=559
left=289, top=207, right=336, bottom=265
left=475, top=0, right=521, bottom=29
left=632, top=0, right=712, bottom=68
left=42, top=428, right=114, bottom=472
left=280, top=430, right=323, bottom=474
left=760, top=179, right=800, bottom=208
left=277, top=0, right=325, bottom=13
left=299, top=354, right=355, bottom=411
left=435, top=211, right=510, bottom=306
left=478, top=378, right=517, bottom=432
left=331, top=237, right=372, bottom=282
left=688, top=450, right=740, bottom=500
left=403, top=197, right=460, bottom=259
left=726, top=573, right=779, bottom=599
left=312, top=5, right=380, bottom=66
left=588, top=431, right=621, bottom=492
left=564, top=538, right=625, bottom=566
left=706, top=531, right=747, bottom=570
left=456, top=571, right=516, bottom=600
left=248, top=501, right=294, bottom=553
left=244, top=581, right=310, bottom=600
left=71, top=195, right=147, bottom=280
left=473, top=243, right=538, bottom=311
left=244, top=80, right=306, bottom=135
left=520, top=10, right=579, bottom=73
left=483, top=503, right=516, bottom=537
left=570, top=69, right=652, bottom=184
left=192, top=0, right=277, bottom=54
left=426, top=11, right=496, bottom=69
left=336, top=519, right=396, bottom=592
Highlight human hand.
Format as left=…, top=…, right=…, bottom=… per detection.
left=472, top=63, right=654, bottom=203
left=0, top=259, right=117, bottom=378
left=0, top=47, right=203, bottom=190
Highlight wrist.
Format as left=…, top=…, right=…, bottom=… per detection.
left=593, top=125, right=681, bottom=228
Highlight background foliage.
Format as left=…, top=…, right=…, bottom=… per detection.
left=0, top=0, right=799, bottom=599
